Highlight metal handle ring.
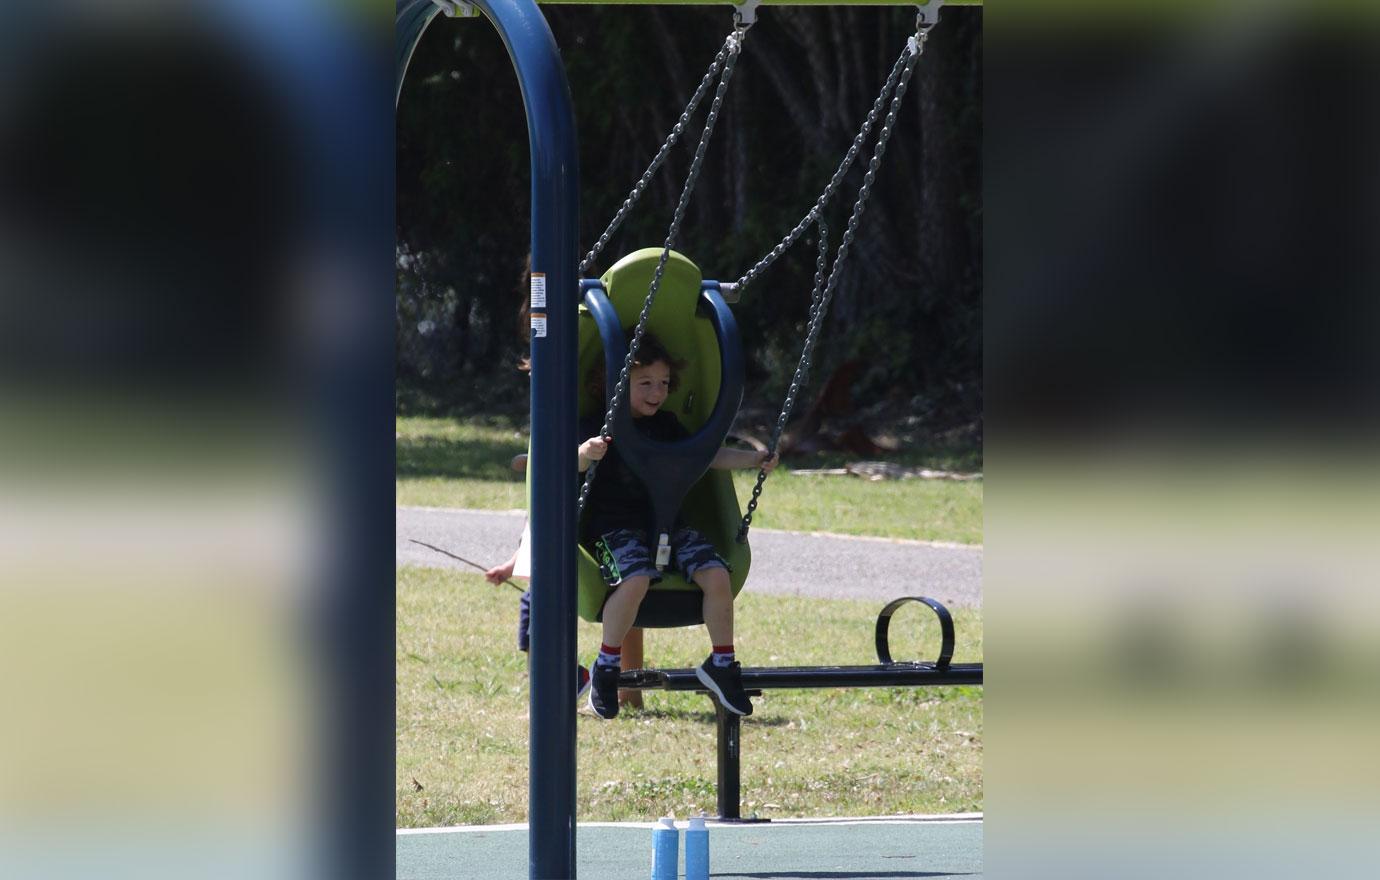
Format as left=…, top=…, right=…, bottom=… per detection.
left=875, top=596, right=955, bottom=670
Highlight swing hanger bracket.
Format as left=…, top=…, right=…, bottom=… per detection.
left=732, top=0, right=762, bottom=32
left=432, top=0, right=477, bottom=19
left=915, top=0, right=944, bottom=32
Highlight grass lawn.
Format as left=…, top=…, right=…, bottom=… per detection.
left=397, top=416, right=982, bottom=545
left=396, top=565, right=983, bottom=827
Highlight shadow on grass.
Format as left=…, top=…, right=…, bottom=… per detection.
left=396, top=434, right=527, bottom=482
left=621, top=705, right=791, bottom=728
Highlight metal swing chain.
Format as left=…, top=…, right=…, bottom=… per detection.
left=737, top=215, right=829, bottom=541
left=580, top=33, right=736, bottom=276
left=736, top=17, right=933, bottom=543
left=732, top=47, right=909, bottom=293
left=577, top=24, right=748, bottom=519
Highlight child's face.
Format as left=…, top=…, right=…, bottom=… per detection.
left=628, top=360, right=672, bottom=417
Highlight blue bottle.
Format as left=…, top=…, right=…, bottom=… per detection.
left=685, top=814, right=710, bottom=880
left=651, top=815, right=679, bottom=880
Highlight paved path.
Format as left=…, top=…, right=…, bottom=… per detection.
left=397, top=816, right=983, bottom=880
left=397, top=506, right=982, bottom=608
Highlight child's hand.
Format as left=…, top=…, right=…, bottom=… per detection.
left=581, top=435, right=611, bottom=461
left=485, top=559, right=516, bottom=584
left=759, top=450, right=780, bottom=474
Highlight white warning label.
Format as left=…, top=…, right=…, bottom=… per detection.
left=530, top=272, right=547, bottom=309
left=530, top=312, right=547, bottom=338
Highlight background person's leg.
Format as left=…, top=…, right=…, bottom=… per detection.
left=618, top=627, right=644, bottom=709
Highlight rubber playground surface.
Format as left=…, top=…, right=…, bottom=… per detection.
left=397, top=814, right=982, bottom=879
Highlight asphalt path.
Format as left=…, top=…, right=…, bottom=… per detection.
left=397, top=505, right=982, bottom=608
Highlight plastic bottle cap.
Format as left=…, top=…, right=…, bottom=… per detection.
left=658, top=816, right=677, bottom=830
left=688, top=816, right=706, bottom=831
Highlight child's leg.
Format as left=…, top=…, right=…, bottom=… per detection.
left=675, top=527, right=752, bottom=715
left=673, top=527, right=735, bottom=649
left=589, top=529, right=657, bottom=662
left=693, top=566, right=734, bottom=647
left=587, top=577, right=648, bottom=720
left=689, top=565, right=752, bottom=715
left=689, top=565, right=751, bottom=715
left=587, top=529, right=657, bottom=719
left=599, top=575, right=650, bottom=652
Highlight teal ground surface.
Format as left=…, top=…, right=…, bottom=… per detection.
left=397, top=817, right=982, bottom=880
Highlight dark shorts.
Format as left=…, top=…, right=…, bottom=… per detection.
left=587, top=526, right=728, bottom=588
left=517, top=589, right=532, bottom=652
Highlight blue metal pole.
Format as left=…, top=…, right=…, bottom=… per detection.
left=395, top=2, right=580, bottom=877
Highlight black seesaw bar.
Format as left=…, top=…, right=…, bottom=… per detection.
left=621, top=661, right=983, bottom=692
left=614, top=596, right=984, bottom=821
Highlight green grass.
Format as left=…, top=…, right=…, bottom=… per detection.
left=728, top=470, right=982, bottom=544
left=396, top=415, right=531, bottom=510
left=397, top=416, right=983, bottom=545
left=396, top=565, right=983, bottom=827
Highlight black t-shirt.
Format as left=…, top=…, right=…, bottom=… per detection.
left=579, top=410, right=689, bottom=541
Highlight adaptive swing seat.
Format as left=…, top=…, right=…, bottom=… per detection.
left=572, top=248, right=751, bottom=628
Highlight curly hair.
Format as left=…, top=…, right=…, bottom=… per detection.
left=584, top=330, right=685, bottom=404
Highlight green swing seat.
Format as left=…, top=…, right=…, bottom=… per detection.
left=560, top=248, right=751, bottom=629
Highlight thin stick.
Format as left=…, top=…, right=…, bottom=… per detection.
left=408, top=539, right=525, bottom=593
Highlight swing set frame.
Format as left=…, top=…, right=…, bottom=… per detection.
left=395, top=2, right=981, bottom=876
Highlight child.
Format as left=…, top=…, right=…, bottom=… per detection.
left=483, top=261, right=599, bottom=703
left=579, top=333, right=778, bottom=719
left=484, top=527, right=593, bottom=702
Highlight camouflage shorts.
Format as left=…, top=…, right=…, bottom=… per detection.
left=588, top=526, right=728, bottom=588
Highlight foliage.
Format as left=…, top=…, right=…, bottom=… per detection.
left=396, top=7, right=982, bottom=429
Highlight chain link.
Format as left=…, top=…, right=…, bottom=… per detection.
left=572, top=11, right=934, bottom=538
left=733, top=48, right=909, bottom=292
left=580, top=35, right=735, bottom=276
left=737, top=215, right=829, bottom=541
left=577, top=29, right=746, bottom=519
left=736, top=24, right=930, bottom=543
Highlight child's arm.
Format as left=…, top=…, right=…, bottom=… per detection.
left=710, top=446, right=779, bottom=473
left=578, top=435, right=611, bottom=473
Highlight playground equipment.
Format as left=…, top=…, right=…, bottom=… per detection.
left=565, top=1, right=938, bottom=628
left=396, top=2, right=983, bottom=876
left=573, top=249, right=750, bottom=627
left=619, top=596, right=982, bottom=820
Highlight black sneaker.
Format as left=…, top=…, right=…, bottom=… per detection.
left=588, top=663, right=620, bottom=719
left=576, top=664, right=591, bottom=702
left=695, top=657, right=753, bottom=716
